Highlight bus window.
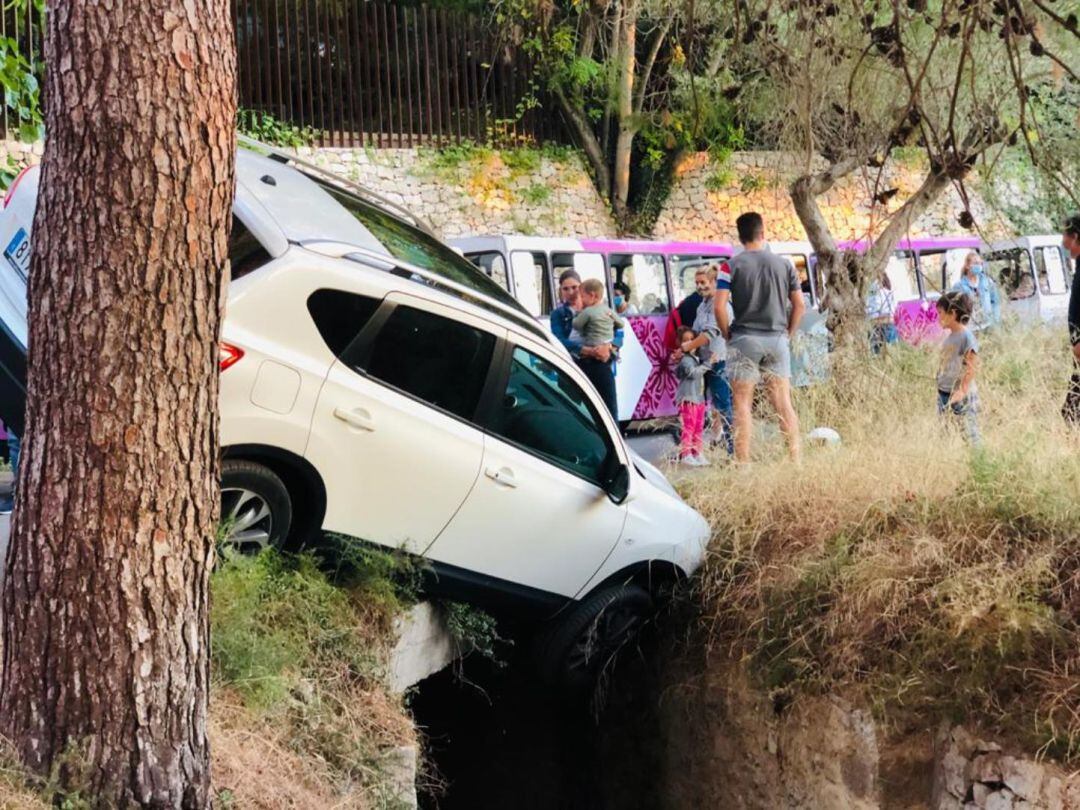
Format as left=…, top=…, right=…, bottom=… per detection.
left=780, top=254, right=816, bottom=305
left=551, top=252, right=606, bottom=294
left=609, top=253, right=669, bottom=314
left=466, top=251, right=510, bottom=291
left=1036, top=246, right=1068, bottom=295
left=917, top=251, right=947, bottom=296
left=670, top=254, right=730, bottom=306
left=510, top=250, right=553, bottom=316
left=988, top=249, right=1034, bottom=300
left=886, top=252, right=920, bottom=301
left=809, top=255, right=825, bottom=305
left=925, top=248, right=975, bottom=293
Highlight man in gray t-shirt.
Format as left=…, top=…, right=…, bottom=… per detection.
left=715, top=212, right=806, bottom=462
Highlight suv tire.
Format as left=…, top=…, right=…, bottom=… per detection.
left=535, top=584, right=653, bottom=693
left=220, top=459, right=293, bottom=553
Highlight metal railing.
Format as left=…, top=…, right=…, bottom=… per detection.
left=234, top=0, right=569, bottom=148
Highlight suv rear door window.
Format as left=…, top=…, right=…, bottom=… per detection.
left=230, top=216, right=273, bottom=280
left=1036, top=247, right=1068, bottom=295
left=609, top=253, right=669, bottom=314
left=989, top=250, right=1034, bottom=300
left=360, top=305, right=495, bottom=421
left=489, top=347, right=611, bottom=484
left=307, top=289, right=382, bottom=357
left=886, top=253, right=920, bottom=301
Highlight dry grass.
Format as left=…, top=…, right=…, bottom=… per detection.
left=209, top=548, right=419, bottom=807
left=0, top=751, right=47, bottom=810
left=678, top=320, right=1080, bottom=759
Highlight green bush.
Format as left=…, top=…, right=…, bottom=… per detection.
left=521, top=182, right=552, bottom=205
left=211, top=550, right=383, bottom=709
left=237, top=108, right=318, bottom=148
left=685, top=323, right=1080, bottom=758
left=442, top=601, right=510, bottom=665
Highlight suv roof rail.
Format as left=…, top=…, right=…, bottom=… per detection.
left=303, top=240, right=550, bottom=343
left=237, top=135, right=439, bottom=239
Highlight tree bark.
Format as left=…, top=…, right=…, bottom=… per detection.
left=611, top=0, right=639, bottom=219
left=0, top=1, right=235, bottom=806
left=791, top=156, right=955, bottom=347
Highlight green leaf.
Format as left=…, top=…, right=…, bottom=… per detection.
left=17, top=122, right=41, bottom=143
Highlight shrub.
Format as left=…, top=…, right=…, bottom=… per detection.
left=237, top=108, right=318, bottom=148
left=521, top=182, right=552, bottom=205
left=210, top=545, right=416, bottom=793
left=683, top=322, right=1080, bottom=758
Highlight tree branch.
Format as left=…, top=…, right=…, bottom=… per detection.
left=634, top=12, right=674, bottom=114
left=1026, top=0, right=1080, bottom=40
left=554, top=88, right=612, bottom=199
left=864, top=166, right=952, bottom=270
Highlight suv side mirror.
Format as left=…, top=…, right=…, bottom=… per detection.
left=605, top=462, right=630, bottom=505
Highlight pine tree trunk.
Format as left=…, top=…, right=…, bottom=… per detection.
left=0, top=1, right=235, bottom=806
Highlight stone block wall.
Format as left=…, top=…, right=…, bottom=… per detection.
left=0, top=139, right=616, bottom=240
left=296, top=145, right=617, bottom=239
left=3, top=139, right=1037, bottom=244
left=653, top=151, right=1016, bottom=245
left=0, top=139, right=43, bottom=172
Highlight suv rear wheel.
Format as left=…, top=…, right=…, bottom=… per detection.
left=219, top=459, right=293, bottom=553
left=535, top=584, right=653, bottom=693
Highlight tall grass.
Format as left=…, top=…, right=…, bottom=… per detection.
left=681, top=321, right=1080, bottom=758
left=210, top=542, right=418, bottom=801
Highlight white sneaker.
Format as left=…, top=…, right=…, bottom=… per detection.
left=693, top=453, right=712, bottom=467
left=680, top=455, right=700, bottom=466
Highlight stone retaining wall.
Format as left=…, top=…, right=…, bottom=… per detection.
left=297, top=145, right=617, bottom=239
left=3, top=139, right=1036, bottom=245
left=654, top=150, right=1015, bottom=245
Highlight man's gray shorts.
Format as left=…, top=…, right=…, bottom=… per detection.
left=726, top=332, right=791, bottom=383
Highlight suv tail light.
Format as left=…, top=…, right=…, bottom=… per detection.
left=219, top=342, right=244, bottom=371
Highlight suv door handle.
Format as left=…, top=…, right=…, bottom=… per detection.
left=484, top=466, right=517, bottom=488
left=333, top=406, right=375, bottom=432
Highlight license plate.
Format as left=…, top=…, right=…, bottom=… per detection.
left=3, top=228, right=29, bottom=283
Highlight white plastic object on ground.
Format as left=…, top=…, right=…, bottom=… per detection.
left=807, top=426, right=841, bottom=446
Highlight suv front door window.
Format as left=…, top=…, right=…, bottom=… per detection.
left=304, top=292, right=503, bottom=553
left=427, top=342, right=628, bottom=598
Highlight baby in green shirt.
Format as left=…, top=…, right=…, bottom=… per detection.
left=572, top=278, right=625, bottom=347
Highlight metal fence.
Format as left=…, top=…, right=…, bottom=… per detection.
left=0, top=2, right=44, bottom=141
left=234, top=0, right=569, bottom=148
left=0, top=1, right=568, bottom=149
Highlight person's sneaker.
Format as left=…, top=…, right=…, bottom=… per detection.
left=693, top=454, right=712, bottom=467
left=680, top=454, right=702, bottom=467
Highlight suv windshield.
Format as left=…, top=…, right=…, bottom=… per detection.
left=311, top=179, right=522, bottom=312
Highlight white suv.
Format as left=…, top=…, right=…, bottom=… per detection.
left=0, top=141, right=709, bottom=686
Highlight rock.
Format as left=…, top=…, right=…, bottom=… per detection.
left=969, top=753, right=1004, bottom=784
left=983, top=788, right=1016, bottom=810
left=1001, top=756, right=1044, bottom=800
left=378, top=745, right=418, bottom=809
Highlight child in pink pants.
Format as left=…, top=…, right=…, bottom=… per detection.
left=675, top=326, right=715, bottom=467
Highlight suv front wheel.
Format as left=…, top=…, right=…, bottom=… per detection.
left=219, top=459, right=293, bottom=553
left=535, top=584, right=653, bottom=693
